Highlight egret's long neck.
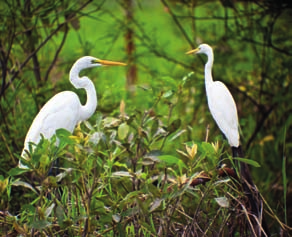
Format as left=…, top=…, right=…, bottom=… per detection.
left=80, top=79, right=98, bottom=121
left=70, top=67, right=98, bottom=122
left=204, top=50, right=214, bottom=85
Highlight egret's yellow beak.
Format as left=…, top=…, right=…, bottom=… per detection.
left=186, top=48, right=199, bottom=55
left=97, top=59, right=127, bottom=66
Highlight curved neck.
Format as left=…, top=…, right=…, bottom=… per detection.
left=204, top=50, right=214, bottom=85
left=80, top=79, right=98, bottom=121
left=70, top=67, right=98, bottom=122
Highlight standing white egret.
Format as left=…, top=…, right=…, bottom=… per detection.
left=186, top=44, right=240, bottom=149
left=20, top=56, right=126, bottom=168
left=186, top=44, right=270, bottom=236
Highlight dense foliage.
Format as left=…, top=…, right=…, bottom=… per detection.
left=0, top=0, right=291, bottom=236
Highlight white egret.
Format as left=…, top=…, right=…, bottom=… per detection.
left=186, top=44, right=239, bottom=149
left=186, top=44, right=270, bottom=236
left=20, top=56, right=126, bottom=168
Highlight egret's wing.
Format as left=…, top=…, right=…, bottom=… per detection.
left=206, top=81, right=239, bottom=147
left=23, top=91, right=81, bottom=150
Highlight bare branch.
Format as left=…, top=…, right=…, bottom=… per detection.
left=44, top=24, right=69, bottom=82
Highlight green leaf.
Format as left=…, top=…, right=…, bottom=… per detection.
left=56, top=168, right=73, bottom=182
left=162, top=90, right=174, bottom=98
left=89, top=131, right=104, bottom=145
left=215, top=197, right=229, bottom=208
left=182, top=71, right=194, bottom=85
left=157, top=155, right=187, bottom=170
left=158, top=155, right=179, bottom=165
left=56, top=128, right=75, bottom=145
left=233, top=157, right=261, bottom=167
left=31, top=220, right=51, bottom=230
left=143, top=150, right=162, bottom=165
left=118, top=122, right=129, bottom=140
left=56, top=205, right=66, bottom=227
left=55, top=128, right=72, bottom=138
left=121, top=191, right=142, bottom=205
left=83, top=120, right=94, bottom=130
left=8, top=167, right=31, bottom=176
left=45, top=203, right=55, bottom=217
left=0, top=177, right=9, bottom=195
left=113, top=161, right=129, bottom=169
left=170, top=129, right=186, bottom=141
left=112, top=214, right=121, bottom=223
left=150, top=119, right=159, bottom=136
left=201, top=142, right=215, bottom=155
left=103, top=117, right=121, bottom=128
left=150, top=198, right=163, bottom=212
left=160, top=76, right=178, bottom=89
left=112, top=171, right=132, bottom=177
left=12, top=180, right=38, bottom=194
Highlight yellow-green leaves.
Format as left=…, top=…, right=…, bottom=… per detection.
left=157, top=155, right=187, bottom=175
left=118, top=122, right=130, bottom=140
left=211, top=141, right=219, bottom=154
left=0, top=176, right=9, bottom=195
left=186, top=143, right=198, bottom=160
left=177, top=143, right=198, bottom=160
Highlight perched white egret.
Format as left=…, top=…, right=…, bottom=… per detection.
left=186, top=44, right=240, bottom=149
left=20, top=56, right=126, bottom=168
left=186, top=44, right=270, bottom=236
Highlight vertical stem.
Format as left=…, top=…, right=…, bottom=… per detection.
left=23, top=0, right=42, bottom=83
left=282, top=125, right=287, bottom=225
left=124, top=0, right=137, bottom=94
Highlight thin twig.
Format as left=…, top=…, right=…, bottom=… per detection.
left=44, top=24, right=69, bottom=82
left=160, top=0, right=194, bottom=49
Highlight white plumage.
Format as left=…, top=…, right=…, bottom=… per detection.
left=20, top=56, right=126, bottom=167
left=187, top=45, right=271, bottom=236
left=187, top=44, right=239, bottom=147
